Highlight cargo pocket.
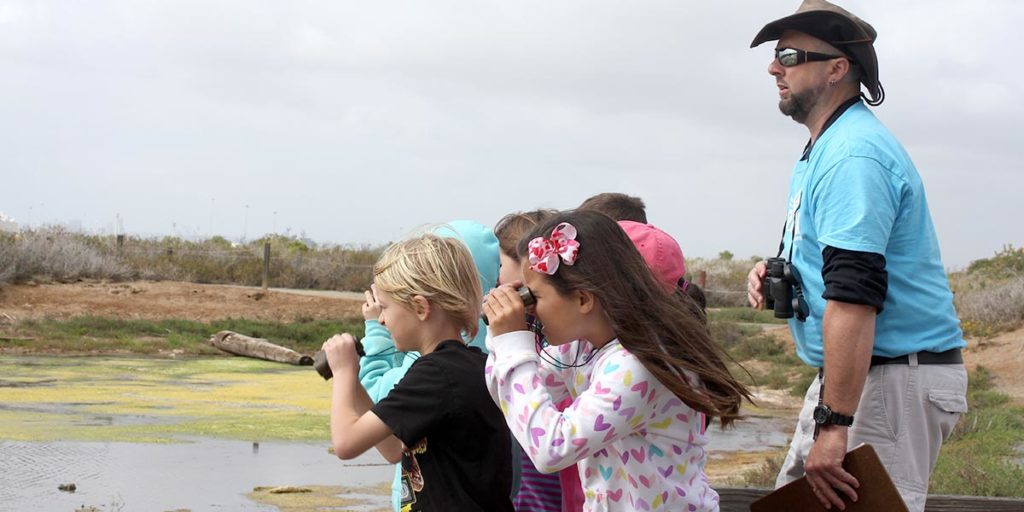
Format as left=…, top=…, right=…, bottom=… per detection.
left=928, top=391, right=968, bottom=414
left=928, top=390, right=968, bottom=441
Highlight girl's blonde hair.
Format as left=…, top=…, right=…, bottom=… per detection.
left=373, top=234, right=482, bottom=340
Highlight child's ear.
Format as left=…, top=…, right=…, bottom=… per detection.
left=411, top=295, right=431, bottom=321
left=578, top=290, right=598, bottom=315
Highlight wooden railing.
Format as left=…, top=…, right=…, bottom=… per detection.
left=718, top=487, right=1024, bottom=511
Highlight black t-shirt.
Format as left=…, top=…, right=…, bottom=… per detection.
left=371, top=340, right=513, bottom=512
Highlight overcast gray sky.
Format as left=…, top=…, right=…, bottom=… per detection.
left=2, top=0, right=1020, bottom=267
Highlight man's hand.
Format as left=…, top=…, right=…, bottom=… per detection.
left=321, top=333, right=361, bottom=375
left=805, top=426, right=859, bottom=510
left=747, top=260, right=768, bottom=309
left=361, top=285, right=382, bottom=321
left=483, top=283, right=528, bottom=337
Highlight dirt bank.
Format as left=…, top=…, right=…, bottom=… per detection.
left=0, top=280, right=364, bottom=324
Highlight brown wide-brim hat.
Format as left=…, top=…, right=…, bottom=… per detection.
left=751, top=0, right=884, bottom=105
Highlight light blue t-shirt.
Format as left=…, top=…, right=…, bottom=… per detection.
left=780, top=101, right=965, bottom=367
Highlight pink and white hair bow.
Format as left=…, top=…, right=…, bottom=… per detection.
left=528, top=222, right=580, bottom=275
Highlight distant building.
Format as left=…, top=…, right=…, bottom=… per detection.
left=0, top=212, right=18, bottom=233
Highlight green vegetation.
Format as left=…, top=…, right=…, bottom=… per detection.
left=929, top=366, right=1024, bottom=497
left=3, top=316, right=363, bottom=355
left=965, top=245, right=1024, bottom=280
left=709, top=307, right=788, bottom=325
left=711, top=308, right=815, bottom=397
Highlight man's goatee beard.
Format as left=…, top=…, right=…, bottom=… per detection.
left=779, top=85, right=824, bottom=124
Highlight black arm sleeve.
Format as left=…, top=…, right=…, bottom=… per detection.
left=821, top=246, right=888, bottom=313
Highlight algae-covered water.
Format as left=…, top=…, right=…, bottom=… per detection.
left=0, top=356, right=332, bottom=443
left=0, top=356, right=392, bottom=510
left=0, top=355, right=793, bottom=510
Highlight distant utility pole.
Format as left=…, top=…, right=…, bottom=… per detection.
left=243, top=204, right=249, bottom=243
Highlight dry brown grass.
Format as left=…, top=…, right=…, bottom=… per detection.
left=0, top=229, right=132, bottom=283
left=0, top=229, right=382, bottom=291
left=950, top=246, right=1024, bottom=338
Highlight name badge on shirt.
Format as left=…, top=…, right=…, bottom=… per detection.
left=786, top=190, right=804, bottom=248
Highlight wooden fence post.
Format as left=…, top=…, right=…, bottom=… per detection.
left=262, top=242, right=271, bottom=291
left=699, top=269, right=707, bottom=289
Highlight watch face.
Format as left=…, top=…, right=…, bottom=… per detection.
left=813, top=405, right=830, bottom=424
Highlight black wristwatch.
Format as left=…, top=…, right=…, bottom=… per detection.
left=813, top=404, right=854, bottom=427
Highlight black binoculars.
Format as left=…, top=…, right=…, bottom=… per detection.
left=312, top=338, right=364, bottom=381
left=481, top=286, right=535, bottom=326
left=762, top=257, right=809, bottom=321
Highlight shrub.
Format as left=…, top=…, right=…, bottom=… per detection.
left=965, top=245, right=1024, bottom=281
left=686, top=255, right=759, bottom=308
left=0, top=228, right=383, bottom=291
left=950, top=246, right=1024, bottom=338
left=0, top=228, right=133, bottom=283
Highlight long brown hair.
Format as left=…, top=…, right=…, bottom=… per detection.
left=518, top=210, right=750, bottom=426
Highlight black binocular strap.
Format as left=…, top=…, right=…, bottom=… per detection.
left=776, top=202, right=801, bottom=263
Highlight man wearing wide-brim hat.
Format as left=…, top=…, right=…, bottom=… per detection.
left=744, top=1, right=968, bottom=511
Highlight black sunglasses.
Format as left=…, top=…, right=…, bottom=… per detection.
left=774, top=47, right=845, bottom=67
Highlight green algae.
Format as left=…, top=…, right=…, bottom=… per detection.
left=0, top=355, right=332, bottom=443
left=6, top=316, right=362, bottom=356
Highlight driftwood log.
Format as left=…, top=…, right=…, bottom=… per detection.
left=210, top=330, right=313, bottom=366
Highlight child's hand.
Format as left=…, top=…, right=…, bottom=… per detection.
left=321, top=333, right=361, bottom=374
left=483, top=283, right=528, bottom=337
left=362, top=285, right=382, bottom=321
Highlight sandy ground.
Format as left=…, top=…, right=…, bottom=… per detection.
left=0, top=280, right=365, bottom=323
left=963, top=328, right=1024, bottom=405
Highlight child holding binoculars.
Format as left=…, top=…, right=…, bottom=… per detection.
left=322, top=233, right=512, bottom=512
left=484, top=210, right=751, bottom=511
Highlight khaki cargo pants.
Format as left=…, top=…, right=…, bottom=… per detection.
left=776, top=357, right=968, bottom=512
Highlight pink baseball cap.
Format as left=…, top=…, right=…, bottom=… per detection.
left=619, top=221, right=686, bottom=291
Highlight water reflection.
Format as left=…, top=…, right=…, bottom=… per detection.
left=0, top=438, right=391, bottom=510
left=705, top=415, right=793, bottom=452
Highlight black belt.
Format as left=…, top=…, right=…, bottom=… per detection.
left=870, top=348, right=962, bottom=367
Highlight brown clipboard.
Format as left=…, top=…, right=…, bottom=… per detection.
left=750, top=444, right=909, bottom=512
